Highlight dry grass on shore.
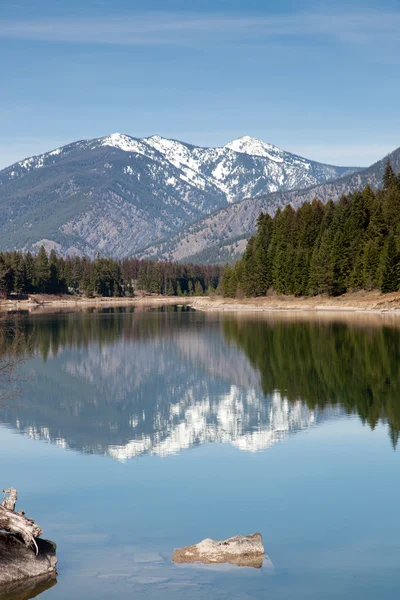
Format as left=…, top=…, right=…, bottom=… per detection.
left=0, top=294, right=193, bottom=312
left=2, top=290, right=400, bottom=315
left=189, top=290, right=400, bottom=314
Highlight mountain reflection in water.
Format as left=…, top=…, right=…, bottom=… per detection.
left=1, top=306, right=399, bottom=459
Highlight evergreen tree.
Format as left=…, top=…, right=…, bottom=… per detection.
left=35, top=246, right=50, bottom=292
left=383, top=160, right=397, bottom=191
left=0, top=255, right=12, bottom=298
left=362, top=239, right=381, bottom=290
left=137, top=263, right=148, bottom=291
left=308, top=230, right=334, bottom=295
left=24, top=252, right=35, bottom=293
left=222, top=264, right=235, bottom=297
left=381, top=233, right=399, bottom=293
left=11, top=252, right=26, bottom=294
left=49, top=250, right=61, bottom=294
left=194, top=280, right=204, bottom=296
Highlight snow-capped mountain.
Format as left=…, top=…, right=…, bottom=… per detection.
left=0, top=133, right=358, bottom=257
left=143, top=134, right=353, bottom=201
left=142, top=144, right=400, bottom=263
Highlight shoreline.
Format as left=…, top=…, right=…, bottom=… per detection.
left=2, top=291, right=400, bottom=315
left=189, top=291, right=400, bottom=314
left=0, top=295, right=193, bottom=313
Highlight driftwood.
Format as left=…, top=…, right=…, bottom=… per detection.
left=2, top=488, right=18, bottom=511
left=172, top=533, right=266, bottom=568
left=0, top=489, right=43, bottom=555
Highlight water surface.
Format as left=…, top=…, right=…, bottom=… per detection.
left=1, top=306, right=400, bottom=599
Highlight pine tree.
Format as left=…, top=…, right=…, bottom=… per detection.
left=292, top=247, right=310, bottom=296
left=241, top=237, right=257, bottom=296
left=72, top=257, right=82, bottom=291
left=137, top=263, right=148, bottom=291
left=24, top=252, right=35, bottom=293
left=383, top=160, right=397, bottom=191
left=49, top=250, right=61, bottom=294
left=381, top=233, right=398, bottom=293
left=0, top=255, right=12, bottom=298
left=11, top=252, right=26, bottom=294
left=362, top=239, right=381, bottom=290
left=194, top=280, right=203, bottom=296
left=35, top=246, right=50, bottom=292
left=308, top=229, right=334, bottom=295
left=206, top=284, right=215, bottom=296
left=166, top=280, right=175, bottom=295
left=149, top=262, right=161, bottom=294
left=222, top=264, right=234, bottom=297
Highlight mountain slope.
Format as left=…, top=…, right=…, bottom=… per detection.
left=0, top=133, right=358, bottom=257
left=142, top=145, right=400, bottom=263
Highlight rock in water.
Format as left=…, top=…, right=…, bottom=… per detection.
left=0, top=573, right=57, bottom=600
left=172, top=533, right=265, bottom=568
left=0, top=533, right=57, bottom=587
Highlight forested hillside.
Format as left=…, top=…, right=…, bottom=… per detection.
left=222, top=162, right=400, bottom=297
left=144, top=145, right=400, bottom=264
left=0, top=249, right=222, bottom=298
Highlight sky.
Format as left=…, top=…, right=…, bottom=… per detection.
left=1, top=0, right=400, bottom=169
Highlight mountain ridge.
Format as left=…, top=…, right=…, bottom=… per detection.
left=0, top=133, right=360, bottom=258
left=142, top=144, right=400, bottom=263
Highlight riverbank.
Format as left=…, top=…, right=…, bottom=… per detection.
left=0, top=294, right=193, bottom=312
left=3, top=290, right=400, bottom=315
left=189, top=290, right=400, bottom=313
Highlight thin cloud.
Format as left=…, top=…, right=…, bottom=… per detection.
left=0, top=11, right=399, bottom=46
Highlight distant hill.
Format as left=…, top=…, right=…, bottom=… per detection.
left=0, top=133, right=359, bottom=258
left=141, top=146, right=400, bottom=263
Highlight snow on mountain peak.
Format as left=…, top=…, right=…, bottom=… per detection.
left=225, top=136, right=284, bottom=161
left=145, top=135, right=198, bottom=170
left=100, top=133, right=141, bottom=153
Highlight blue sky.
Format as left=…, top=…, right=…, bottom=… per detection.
left=1, top=0, right=400, bottom=168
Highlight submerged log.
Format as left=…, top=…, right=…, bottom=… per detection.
left=0, top=490, right=42, bottom=554
left=172, top=533, right=265, bottom=568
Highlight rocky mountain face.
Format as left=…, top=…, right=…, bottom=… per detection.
left=0, top=133, right=358, bottom=258
left=143, top=145, right=400, bottom=263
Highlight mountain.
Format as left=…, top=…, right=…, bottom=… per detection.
left=142, top=145, right=400, bottom=263
left=0, top=133, right=358, bottom=258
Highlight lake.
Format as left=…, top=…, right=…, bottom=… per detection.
left=1, top=305, right=400, bottom=599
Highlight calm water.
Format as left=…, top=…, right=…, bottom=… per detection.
left=1, top=306, right=400, bottom=599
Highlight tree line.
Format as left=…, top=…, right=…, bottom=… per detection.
left=222, top=161, right=400, bottom=297
left=0, top=248, right=223, bottom=298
